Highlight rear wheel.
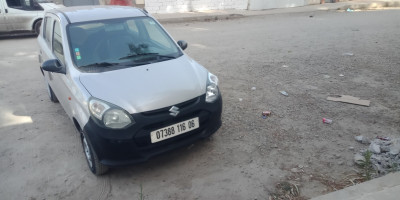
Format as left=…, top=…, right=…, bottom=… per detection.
left=80, top=131, right=109, bottom=175
left=34, top=20, right=42, bottom=35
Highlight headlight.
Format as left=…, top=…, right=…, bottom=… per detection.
left=88, top=98, right=134, bottom=129
left=206, top=73, right=220, bottom=103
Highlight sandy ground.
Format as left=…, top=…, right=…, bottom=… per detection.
left=0, top=9, right=399, bottom=200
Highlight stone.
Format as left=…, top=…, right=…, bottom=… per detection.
left=390, top=146, right=400, bottom=156
left=371, top=154, right=382, bottom=162
left=349, top=146, right=355, bottom=150
left=338, top=161, right=344, bottom=165
left=354, top=153, right=366, bottom=165
left=369, top=143, right=381, bottom=154
left=374, top=163, right=384, bottom=173
left=381, top=145, right=391, bottom=153
left=291, top=168, right=300, bottom=173
left=355, top=135, right=370, bottom=144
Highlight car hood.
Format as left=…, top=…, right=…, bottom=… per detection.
left=79, top=55, right=208, bottom=114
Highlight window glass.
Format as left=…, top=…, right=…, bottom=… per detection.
left=44, top=17, right=53, bottom=44
left=126, top=20, right=138, bottom=33
left=5, top=0, right=42, bottom=10
left=53, top=21, right=64, bottom=62
left=142, top=18, right=171, bottom=48
left=6, top=0, right=22, bottom=8
left=67, top=17, right=182, bottom=73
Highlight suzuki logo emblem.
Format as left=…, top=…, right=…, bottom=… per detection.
left=169, top=106, right=180, bottom=117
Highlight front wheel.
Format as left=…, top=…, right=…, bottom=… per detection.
left=80, top=131, right=109, bottom=175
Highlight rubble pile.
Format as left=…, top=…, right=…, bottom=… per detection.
left=354, top=136, right=400, bottom=175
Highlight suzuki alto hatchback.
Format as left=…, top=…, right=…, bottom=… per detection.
left=37, top=6, right=222, bottom=175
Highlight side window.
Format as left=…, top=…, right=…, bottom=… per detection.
left=5, top=0, right=43, bottom=10
left=5, top=0, right=22, bottom=9
left=52, top=21, right=64, bottom=62
left=44, top=17, right=53, bottom=45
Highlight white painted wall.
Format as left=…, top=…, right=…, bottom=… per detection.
left=248, top=0, right=305, bottom=10
left=144, top=0, right=323, bottom=13
left=145, top=0, right=248, bottom=13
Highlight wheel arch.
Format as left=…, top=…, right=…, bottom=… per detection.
left=32, top=18, right=43, bottom=31
left=73, top=117, right=82, bottom=132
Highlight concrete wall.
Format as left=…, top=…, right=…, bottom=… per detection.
left=145, top=0, right=248, bottom=13
left=305, top=0, right=320, bottom=5
left=248, top=0, right=306, bottom=10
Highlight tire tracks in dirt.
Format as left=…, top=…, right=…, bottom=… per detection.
left=96, top=175, right=111, bottom=200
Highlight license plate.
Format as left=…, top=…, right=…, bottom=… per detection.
left=150, top=117, right=199, bottom=143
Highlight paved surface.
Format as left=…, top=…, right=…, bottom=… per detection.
left=0, top=3, right=399, bottom=200
left=152, top=0, right=400, bottom=23
left=312, top=172, right=400, bottom=200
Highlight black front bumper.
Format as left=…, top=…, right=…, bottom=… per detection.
left=83, top=94, right=222, bottom=167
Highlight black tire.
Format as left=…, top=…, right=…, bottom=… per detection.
left=47, top=84, right=59, bottom=103
left=34, top=20, right=42, bottom=35
left=80, top=131, right=109, bottom=175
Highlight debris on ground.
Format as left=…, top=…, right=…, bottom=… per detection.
left=282, top=65, right=289, bottom=68
left=238, top=98, right=243, bottom=102
left=280, top=91, right=288, bottom=96
left=269, top=181, right=303, bottom=200
left=322, top=118, right=332, bottom=124
left=342, top=52, right=354, bottom=56
left=355, top=135, right=371, bottom=144
left=339, top=74, right=344, bottom=77
left=354, top=137, right=400, bottom=176
left=327, top=95, right=370, bottom=106
left=346, top=8, right=354, bottom=12
left=262, top=111, right=272, bottom=119
left=251, top=87, right=257, bottom=91
left=323, top=75, right=330, bottom=79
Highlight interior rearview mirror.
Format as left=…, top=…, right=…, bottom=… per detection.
left=177, top=40, right=188, bottom=50
left=41, top=59, right=65, bottom=74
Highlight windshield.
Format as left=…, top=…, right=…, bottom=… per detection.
left=67, top=17, right=182, bottom=72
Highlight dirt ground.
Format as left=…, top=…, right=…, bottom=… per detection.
left=0, top=9, right=399, bottom=200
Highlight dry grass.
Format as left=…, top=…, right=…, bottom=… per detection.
left=269, top=181, right=306, bottom=200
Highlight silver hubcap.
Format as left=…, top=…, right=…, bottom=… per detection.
left=83, top=136, right=93, bottom=168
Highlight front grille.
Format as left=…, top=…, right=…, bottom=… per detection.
left=141, top=96, right=199, bottom=116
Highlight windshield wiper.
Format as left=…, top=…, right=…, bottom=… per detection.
left=119, top=53, right=176, bottom=60
left=80, top=62, right=119, bottom=68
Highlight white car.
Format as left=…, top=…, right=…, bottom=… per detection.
left=0, top=0, right=61, bottom=34
left=38, top=6, right=222, bottom=175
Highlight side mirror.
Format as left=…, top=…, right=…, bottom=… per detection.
left=177, top=40, right=188, bottom=50
left=41, top=59, right=65, bottom=74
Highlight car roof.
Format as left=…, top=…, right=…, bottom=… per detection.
left=49, top=6, right=147, bottom=23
